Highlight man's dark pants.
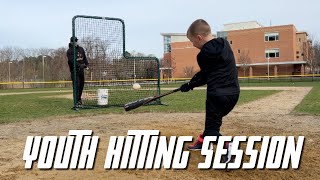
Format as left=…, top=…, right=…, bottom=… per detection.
left=71, top=69, right=85, bottom=103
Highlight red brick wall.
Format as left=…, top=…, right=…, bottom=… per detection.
left=165, top=24, right=308, bottom=78
left=228, top=25, right=297, bottom=64
left=171, top=42, right=200, bottom=78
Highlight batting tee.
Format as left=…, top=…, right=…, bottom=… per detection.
left=72, top=15, right=161, bottom=108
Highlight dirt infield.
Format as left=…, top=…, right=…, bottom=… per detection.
left=0, top=87, right=319, bottom=179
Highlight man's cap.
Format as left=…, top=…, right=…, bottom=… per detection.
left=70, top=36, right=78, bottom=42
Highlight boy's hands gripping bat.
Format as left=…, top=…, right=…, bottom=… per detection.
left=124, top=87, right=181, bottom=111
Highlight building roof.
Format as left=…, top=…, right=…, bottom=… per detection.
left=224, top=20, right=263, bottom=26
left=160, top=32, right=217, bottom=38
left=222, top=24, right=297, bottom=34
left=296, top=31, right=309, bottom=36
left=223, top=21, right=263, bottom=31
left=160, top=33, right=186, bottom=36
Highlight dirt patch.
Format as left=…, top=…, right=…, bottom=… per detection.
left=43, top=93, right=73, bottom=99
left=0, top=87, right=319, bottom=179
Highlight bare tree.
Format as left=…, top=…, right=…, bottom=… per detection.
left=304, top=34, right=320, bottom=75
left=81, top=36, right=111, bottom=61
left=12, top=47, right=25, bottom=82
left=313, top=41, right=320, bottom=74
left=22, top=49, right=42, bottom=83
left=161, top=56, right=176, bottom=78
left=238, top=50, right=251, bottom=77
left=0, top=47, right=13, bottom=61
left=0, top=42, right=160, bottom=89
left=38, top=48, right=53, bottom=57
left=0, top=47, right=14, bottom=82
left=23, top=48, right=41, bottom=57
left=183, top=66, right=195, bottom=78
left=81, top=37, right=94, bottom=60
left=0, top=47, right=27, bottom=87
left=49, top=47, right=69, bottom=81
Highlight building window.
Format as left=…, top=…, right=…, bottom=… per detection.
left=265, top=49, right=280, bottom=58
left=238, top=49, right=240, bottom=53
left=230, top=40, right=233, bottom=44
left=265, top=32, right=279, bottom=41
left=296, top=51, right=299, bottom=54
left=164, top=36, right=171, bottom=53
left=297, top=56, right=300, bottom=59
left=217, top=31, right=228, bottom=40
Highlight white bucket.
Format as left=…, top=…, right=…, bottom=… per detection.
left=97, top=89, right=108, bottom=105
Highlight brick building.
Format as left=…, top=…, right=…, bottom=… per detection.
left=161, top=21, right=312, bottom=78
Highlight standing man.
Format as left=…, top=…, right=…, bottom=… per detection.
left=67, top=36, right=89, bottom=108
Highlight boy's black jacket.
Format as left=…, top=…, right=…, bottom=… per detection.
left=196, top=38, right=240, bottom=96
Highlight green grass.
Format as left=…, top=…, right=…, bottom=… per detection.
left=1, top=80, right=319, bottom=124
left=295, top=83, right=320, bottom=115
left=0, top=89, right=278, bottom=124
left=0, top=92, right=72, bottom=123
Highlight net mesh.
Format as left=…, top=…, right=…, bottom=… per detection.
left=73, top=16, right=160, bottom=108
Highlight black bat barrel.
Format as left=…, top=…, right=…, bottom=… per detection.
left=123, top=88, right=181, bottom=111
left=124, top=97, right=151, bottom=111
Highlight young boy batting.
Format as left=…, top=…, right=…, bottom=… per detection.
left=180, top=19, right=240, bottom=163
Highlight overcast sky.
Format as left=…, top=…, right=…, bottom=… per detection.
left=0, top=0, right=319, bottom=58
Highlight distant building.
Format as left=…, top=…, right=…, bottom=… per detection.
left=161, top=21, right=312, bottom=78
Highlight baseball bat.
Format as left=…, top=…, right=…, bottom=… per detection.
left=124, top=87, right=181, bottom=111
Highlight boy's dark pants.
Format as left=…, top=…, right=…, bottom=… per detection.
left=71, top=70, right=85, bottom=103
left=203, top=94, right=239, bottom=139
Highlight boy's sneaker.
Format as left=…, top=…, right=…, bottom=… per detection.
left=187, top=134, right=204, bottom=151
left=221, top=142, right=233, bottom=163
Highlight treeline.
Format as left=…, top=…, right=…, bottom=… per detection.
left=0, top=47, right=69, bottom=83
left=0, top=40, right=159, bottom=86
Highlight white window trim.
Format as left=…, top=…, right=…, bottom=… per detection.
left=264, top=32, right=279, bottom=42
left=265, top=48, right=280, bottom=58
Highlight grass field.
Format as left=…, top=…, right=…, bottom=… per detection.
left=0, top=89, right=278, bottom=124
left=294, top=83, right=320, bottom=115
left=1, top=81, right=319, bottom=123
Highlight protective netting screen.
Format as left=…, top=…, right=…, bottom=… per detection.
left=73, top=16, right=160, bottom=108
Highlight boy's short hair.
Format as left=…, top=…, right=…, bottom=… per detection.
left=187, top=19, right=211, bottom=37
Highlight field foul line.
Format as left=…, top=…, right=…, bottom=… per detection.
left=0, top=90, right=72, bottom=96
